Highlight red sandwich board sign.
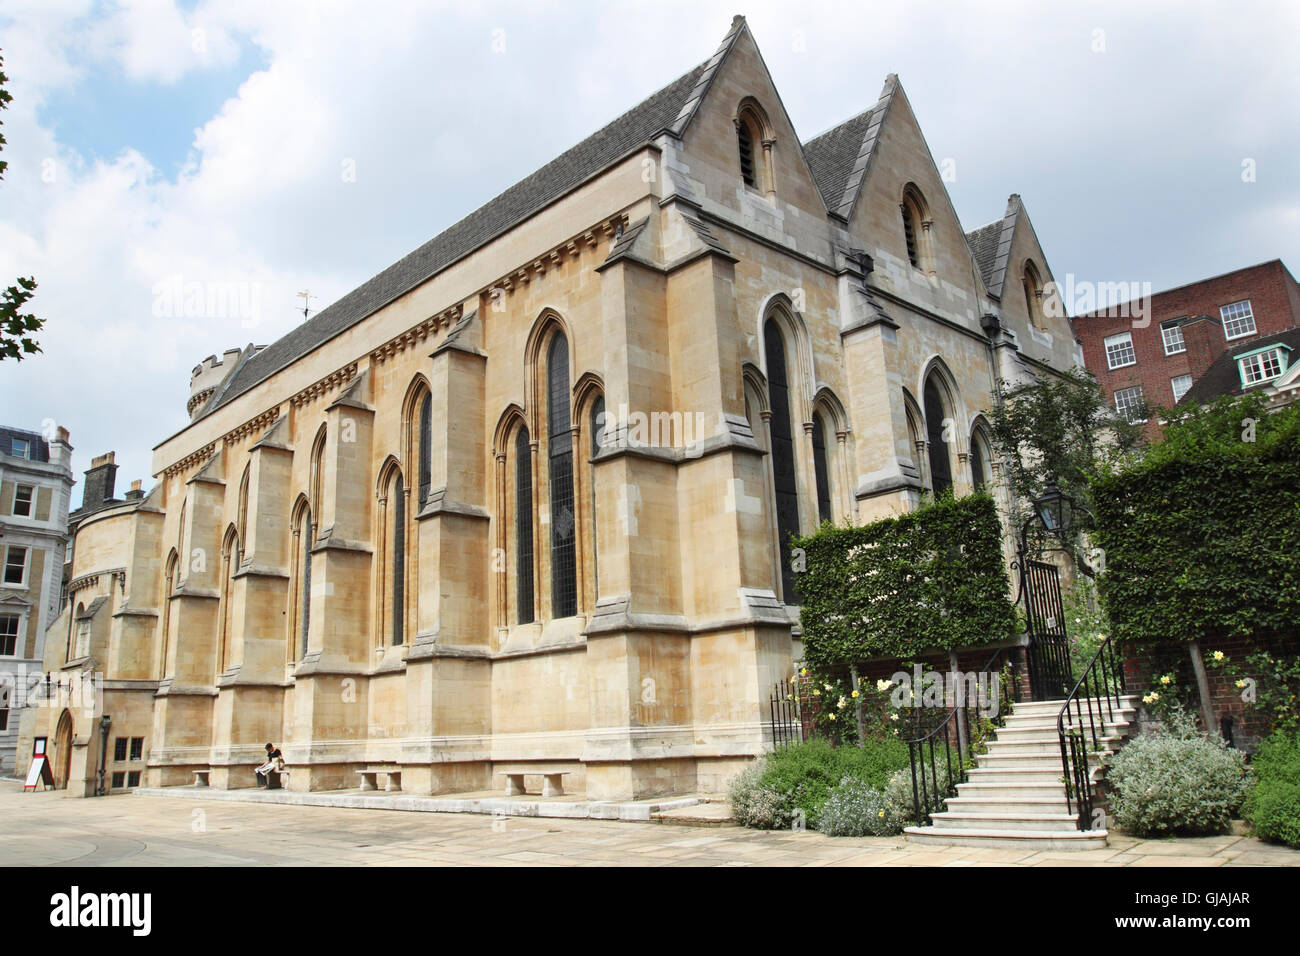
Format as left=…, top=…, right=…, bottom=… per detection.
left=24, top=737, right=55, bottom=791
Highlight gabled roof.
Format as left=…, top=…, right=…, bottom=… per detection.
left=800, top=75, right=897, bottom=220
left=202, top=58, right=711, bottom=417
left=1180, top=327, right=1300, bottom=405
left=965, top=194, right=1021, bottom=299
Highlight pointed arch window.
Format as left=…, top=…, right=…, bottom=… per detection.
left=588, top=395, right=604, bottom=595
left=515, top=426, right=534, bottom=625
left=901, top=184, right=931, bottom=271
left=970, top=428, right=992, bottom=491
left=811, top=412, right=833, bottom=525
left=547, top=333, right=577, bottom=619
left=736, top=100, right=773, bottom=196
left=218, top=530, right=239, bottom=672
left=159, top=550, right=178, bottom=679
left=391, top=473, right=405, bottom=645
left=298, top=506, right=312, bottom=658
left=924, top=379, right=953, bottom=497
left=418, top=394, right=432, bottom=509
left=236, top=466, right=250, bottom=563
left=1022, top=261, right=1044, bottom=329
left=764, top=319, right=801, bottom=603
left=738, top=120, right=757, bottom=188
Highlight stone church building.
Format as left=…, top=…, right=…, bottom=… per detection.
left=19, top=17, right=1079, bottom=799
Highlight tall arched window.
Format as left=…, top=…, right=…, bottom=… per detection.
left=547, top=333, right=577, bottom=618
left=390, top=473, right=405, bottom=645
left=901, top=184, right=930, bottom=271
left=589, top=395, right=604, bottom=596
left=811, top=412, right=833, bottom=525
left=236, top=465, right=250, bottom=563
left=764, top=319, right=801, bottom=603
left=298, top=505, right=312, bottom=658
left=418, top=394, right=432, bottom=509
left=515, top=426, right=534, bottom=625
left=1022, top=261, right=1044, bottom=329
left=737, top=118, right=757, bottom=188
left=924, top=379, right=953, bottom=497
left=218, top=529, right=238, bottom=671
left=970, top=428, right=992, bottom=491
left=159, top=549, right=178, bottom=679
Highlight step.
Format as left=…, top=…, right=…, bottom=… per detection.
left=904, top=825, right=1108, bottom=851
left=996, top=718, right=1134, bottom=737
left=985, top=735, right=1124, bottom=757
left=1009, top=698, right=1139, bottom=718
left=955, top=781, right=1068, bottom=800
left=930, top=811, right=1081, bottom=831
left=945, top=797, right=1071, bottom=815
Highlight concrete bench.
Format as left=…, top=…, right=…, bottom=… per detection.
left=257, top=759, right=289, bottom=790
left=499, top=770, right=570, bottom=797
left=356, top=768, right=402, bottom=792
left=193, top=770, right=210, bottom=787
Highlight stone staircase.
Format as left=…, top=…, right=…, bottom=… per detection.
left=904, top=694, right=1141, bottom=850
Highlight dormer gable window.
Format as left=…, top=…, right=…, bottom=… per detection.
left=1237, top=344, right=1290, bottom=387
left=900, top=184, right=933, bottom=273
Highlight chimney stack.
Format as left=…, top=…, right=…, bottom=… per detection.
left=81, top=451, right=118, bottom=510
left=125, top=479, right=144, bottom=502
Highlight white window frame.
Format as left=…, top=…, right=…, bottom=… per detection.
left=1170, top=374, right=1193, bottom=403
left=0, top=611, right=20, bottom=656
left=1115, top=385, right=1145, bottom=423
left=2, top=546, right=28, bottom=587
left=1104, top=331, right=1136, bottom=370
left=10, top=438, right=29, bottom=459
left=1220, top=300, right=1256, bottom=340
left=1161, top=321, right=1186, bottom=355
left=1239, top=348, right=1284, bottom=386
left=12, top=483, right=34, bottom=518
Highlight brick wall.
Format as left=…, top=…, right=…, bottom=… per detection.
left=1122, top=634, right=1299, bottom=753
left=1071, top=259, right=1300, bottom=430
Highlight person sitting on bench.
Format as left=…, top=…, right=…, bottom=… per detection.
left=255, top=742, right=282, bottom=787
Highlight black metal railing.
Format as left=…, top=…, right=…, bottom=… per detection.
left=769, top=681, right=804, bottom=748
left=1057, top=636, right=1128, bottom=830
left=906, top=647, right=1021, bottom=825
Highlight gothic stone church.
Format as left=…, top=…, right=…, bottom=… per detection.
left=20, top=17, right=1079, bottom=799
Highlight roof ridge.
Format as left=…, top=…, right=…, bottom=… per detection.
left=203, top=59, right=710, bottom=418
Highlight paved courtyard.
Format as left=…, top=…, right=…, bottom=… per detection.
left=3, top=780, right=1299, bottom=867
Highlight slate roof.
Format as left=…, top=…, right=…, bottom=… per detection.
left=203, top=60, right=710, bottom=416
left=1180, top=326, right=1300, bottom=405
left=802, top=108, right=877, bottom=211
left=965, top=220, right=1004, bottom=290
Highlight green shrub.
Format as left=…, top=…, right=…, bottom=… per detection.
left=1244, top=732, right=1300, bottom=847
left=1106, top=727, right=1252, bottom=836
left=883, top=765, right=955, bottom=824
left=818, top=776, right=905, bottom=837
left=728, top=738, right=910, bottom=830
left=793, top=493, right=1016, bottom=670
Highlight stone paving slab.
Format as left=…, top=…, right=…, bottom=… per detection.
left=3, top=781, right=1300, bottom=866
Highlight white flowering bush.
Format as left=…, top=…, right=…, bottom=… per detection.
left=728, top=763, right=794, bottom=829
left=819, top=776, right=905, bottom=837
left=883, top=765, right=954, bottom=824
left=1106, top=727, right=1252, bottom=836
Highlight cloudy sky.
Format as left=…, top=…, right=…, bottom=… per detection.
left=1, top=0, right=1296, bottom=490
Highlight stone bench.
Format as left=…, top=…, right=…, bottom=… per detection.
left=356, top=768, right=402, bottom=792
left=257, top=759, right=289, bottom=790
left=499, top=770, right=570, bottom=797
left=193, top=770, right=210, bottom=787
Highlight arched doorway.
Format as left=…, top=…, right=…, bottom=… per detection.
left=53, top=709, right=73, bottom=789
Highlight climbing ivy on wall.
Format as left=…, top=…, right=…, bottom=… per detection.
left=793, top=492, right=1016, bottom=672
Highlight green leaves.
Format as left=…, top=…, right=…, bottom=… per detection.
left=1092, top=398, right=1300, bottom=651
left=793, top=493, right=1016, bottom=669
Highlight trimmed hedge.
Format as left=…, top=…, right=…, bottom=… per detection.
left=1091, top=398, right=1300, bottom=650
left=793, top=492, right=1016, bottom=671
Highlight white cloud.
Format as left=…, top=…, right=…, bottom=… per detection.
left=0, top=0, right=1296, bottom=492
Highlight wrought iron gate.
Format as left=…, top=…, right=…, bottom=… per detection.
left=1021, top=559, right=1072, bottom=701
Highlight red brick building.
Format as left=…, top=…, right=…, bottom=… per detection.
left=1071, top=259, right=1300, bottom=426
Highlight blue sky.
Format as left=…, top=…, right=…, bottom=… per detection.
left=0, top=0, right=1297, bottom=491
